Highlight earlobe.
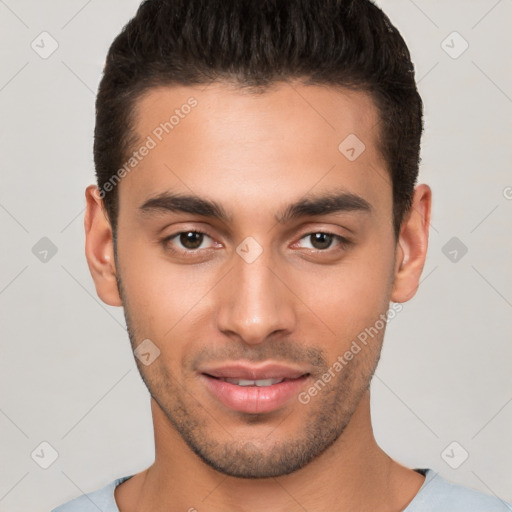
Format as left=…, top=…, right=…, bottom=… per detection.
left=84, top=185, right=123, bottom=307
left=391, top=184, right=432, bottom=303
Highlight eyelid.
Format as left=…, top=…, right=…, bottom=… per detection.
left=293, top=222, right=353, bottom=242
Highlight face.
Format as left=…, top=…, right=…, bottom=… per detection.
left=86, top=81, right=428, bottom=478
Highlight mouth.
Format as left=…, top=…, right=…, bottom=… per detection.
left=209, top=376, right=292, bottom=387
left=199, top=363, right=311, bottom=414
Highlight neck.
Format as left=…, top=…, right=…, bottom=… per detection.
left=116, top=390, right=424, bottom=512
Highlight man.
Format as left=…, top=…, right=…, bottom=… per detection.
left=52, top=0, right=511, bottom=510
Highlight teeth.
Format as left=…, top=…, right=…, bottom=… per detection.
left=222, top=378, right=285, bottom=387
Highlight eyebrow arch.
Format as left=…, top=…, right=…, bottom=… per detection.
left=275, top=190, right=373, bottom=224
left=138, top=190, right=372, bottom=224
left=139, top=192, right=233, bottom=223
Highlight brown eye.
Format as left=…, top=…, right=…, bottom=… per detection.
left=162, top=230, right=215, bottom=253
left=309, top=233, right=334, bottom=250
left=179, top=231, right=204, bottom=250
left=296, top=232, right=352, bottom=252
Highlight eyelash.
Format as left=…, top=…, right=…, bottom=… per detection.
left=160, top=229, right=353, bottom=256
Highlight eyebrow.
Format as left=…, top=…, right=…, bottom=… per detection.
left=276, top=190, right=372, bottom=223
left=139, top=190, right=373, bottom=224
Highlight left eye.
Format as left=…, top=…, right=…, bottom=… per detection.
left=296, top=232, right=350, bottom=251
left=164, top=231, right=214, bottom=251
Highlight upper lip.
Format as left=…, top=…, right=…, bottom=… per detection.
left=199, top=363, right=310, bottom=380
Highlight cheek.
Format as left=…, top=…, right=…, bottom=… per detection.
left=295, top=238, right=394, bottom=351
left=117, top=240, right=219, bottom=338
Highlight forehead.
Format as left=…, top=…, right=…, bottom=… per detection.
left=118, top=81, right=391, bottom=224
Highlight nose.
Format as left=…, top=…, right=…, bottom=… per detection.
left=215, top=248, right=298, bottom=345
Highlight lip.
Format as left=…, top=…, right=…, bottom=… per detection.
left=199, top=363, right=309, bottom=380
left=199, top=362, right=311, bottom=414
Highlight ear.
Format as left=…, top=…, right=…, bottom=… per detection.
left=84, top=184, right=122, bottom=306
left=391, top=184, right=432, bottom=303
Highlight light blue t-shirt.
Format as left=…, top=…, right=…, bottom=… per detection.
left=51, top=468, right=512, bottom=511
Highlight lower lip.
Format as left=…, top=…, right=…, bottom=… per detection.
left=200, top=374, right=310, bottom=414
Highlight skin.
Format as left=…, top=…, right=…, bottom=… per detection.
left=85, top=81, right=431, bottom=512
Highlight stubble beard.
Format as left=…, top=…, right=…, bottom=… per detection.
left=116, top=271, right=383, bottom=479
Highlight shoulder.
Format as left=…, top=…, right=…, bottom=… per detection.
left=51, top=476, right=133, bottom=512
left=406, top=468, right=512, bottom=512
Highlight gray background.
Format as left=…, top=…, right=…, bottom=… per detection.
left=0, top=1, right=511, bottom=510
